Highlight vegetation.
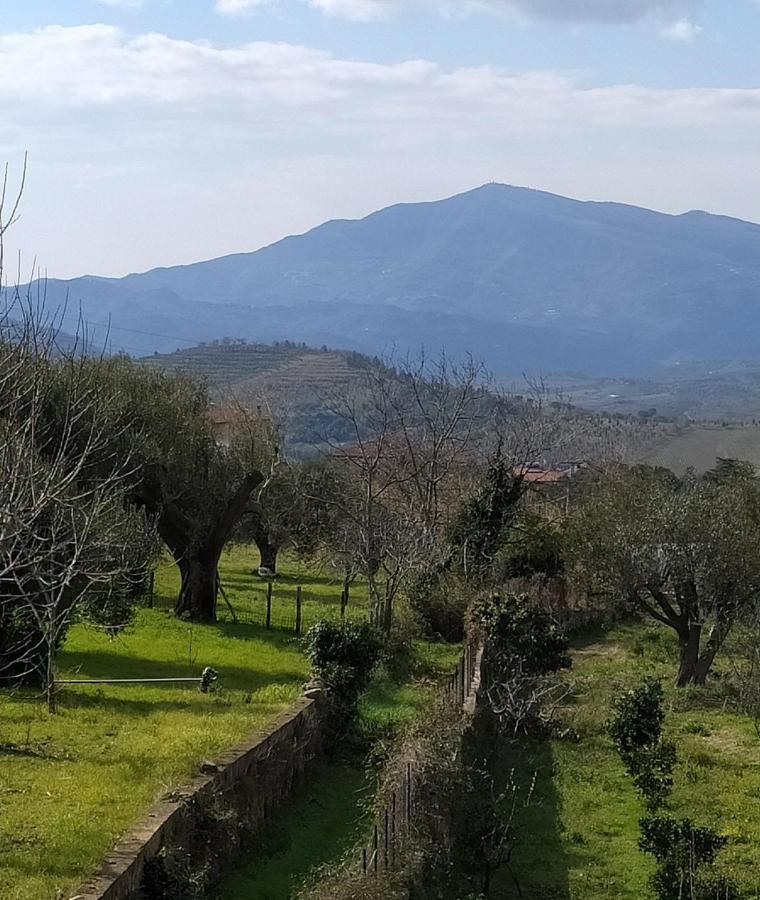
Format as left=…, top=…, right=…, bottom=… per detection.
left=0, top=607, right=308, bottom=900
left=304, top=619, right=382, bottom=741
left=566, top=464, right=760, bottom=685
left=496, top=623, right=760, bottom=899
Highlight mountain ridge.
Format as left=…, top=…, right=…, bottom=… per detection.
left=28, top=183, right=760, bottom=376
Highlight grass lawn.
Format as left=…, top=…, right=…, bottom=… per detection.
left=0, top=549, right=459, bottom=900
left=0, top=554, right=316, bottom=900
left=498, top=622, right=760, bottom=900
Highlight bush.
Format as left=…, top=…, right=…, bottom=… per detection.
left=492, top=512, right=564, bottom=580
left=0, top=603, right=65, bottom=686
left=469, top=592, right=571, bottom=677
left=407, top=567, right=467, bottom=642
left=304, top=620, right=381, bottom=741
left=607, top=678, right=676, bottom=811
left=639, top=816, right=738, bottom=900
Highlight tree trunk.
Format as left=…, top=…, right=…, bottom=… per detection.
left=693, top=619, right=732, bottom=686
left=383, top=581, right=394, bottom=635
left=175, top=553, right=219, bottom=622
left=675, top=622, right=702, bottom=687
left=255, top=537, right=278, bottom=574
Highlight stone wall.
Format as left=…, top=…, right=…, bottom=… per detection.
left=72, top=694, right=324, bottom=900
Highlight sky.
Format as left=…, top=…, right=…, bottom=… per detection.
left=1, top=0, right=759, bottom=278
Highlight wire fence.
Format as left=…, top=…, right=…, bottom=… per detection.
left=358, top=636, right=481, bottom=877
left=150, top=578, right=376, bottom=636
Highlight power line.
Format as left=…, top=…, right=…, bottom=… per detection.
left=61, top=316, right=201, bottom=346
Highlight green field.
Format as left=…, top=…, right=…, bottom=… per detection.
left=499, top=623, right=760, bottom=899
left=0, top=549, right=457, bottom=900
left=642, top=425, right=760, bottom=474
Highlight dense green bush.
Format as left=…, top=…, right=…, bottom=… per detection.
left=607, top=678, right=676, bottom=811
left=304, top=620, right=381, bottom=741
left=639, top=816, right=738, bottom=900
left=470, top=592, right=571, bottom=677
left=407, top=567, right=467, bottom=641
left=493, top=512, right=564, bottom=580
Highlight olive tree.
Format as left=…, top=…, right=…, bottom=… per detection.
left=100, top=363, right=279, bottom=622
left=565, top=464, right=760, bottom=686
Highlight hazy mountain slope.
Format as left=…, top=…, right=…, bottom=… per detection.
left=34, top=184, right=760, bottom=374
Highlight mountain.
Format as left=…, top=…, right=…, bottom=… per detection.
left=31, top=184, right=760, bottom=375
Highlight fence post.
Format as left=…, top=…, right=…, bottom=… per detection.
left=266, top=582, right=272, bottom=630
left=373, top=824, right=379, bottom=874
left=391, top=791, right=397, bottom=868
left=147, top=571, right=155, bottom=609
left=340, top=587, right=347, bottom=621
left=407, top=761, right=412, bottom=823
left=295, top=585, right=302, bottom=636
left=384, top=806, right=389, bottom=870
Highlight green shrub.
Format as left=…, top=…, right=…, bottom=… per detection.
left=639, top=816, right=738, bottom=900
left=305, top=620, right=381, bottom=742
left=607, top=678, right=676, bottom=812
left=470, top=592, right=571, bottom=677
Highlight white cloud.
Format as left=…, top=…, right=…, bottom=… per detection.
left=1, top=24, right=756, bottom=277
left=215, top=0, right=701, bottom=24
left=660, top=17, right=702, bottom=40
left=93, top=0, right=144, bottom=8
left=0, top=25, right=750, bottom=128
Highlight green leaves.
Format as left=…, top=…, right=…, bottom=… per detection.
left=607, top=678, right=676, bottom=812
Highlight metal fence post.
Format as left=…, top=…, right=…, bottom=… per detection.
left=266, top=582, right=272, bottom=629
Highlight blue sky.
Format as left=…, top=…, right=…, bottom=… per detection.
left=2, top=1, right=760, bottom=277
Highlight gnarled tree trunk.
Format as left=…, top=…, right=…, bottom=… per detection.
left=676, top=621, right=702, bottom=687
left=147, top=469, right=265, bottom=623
left=175, top=554, right=219, bottom=622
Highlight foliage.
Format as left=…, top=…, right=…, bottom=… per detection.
left=639, top=816, right=738, bottom=900
left=449, top=448, right=525, bottom=583
left=470, top=592, right=571, bottom=678
left=607, top=678, right=677, bottom=811
left=406, top=566, right=468, bottom=641
left=305, top=620, right=382, bottom=737
left=565, top=463, right=760, bottom=685
left=469, top=592, right=571, bottom=738
left=492, top=510, right=564, bottom=580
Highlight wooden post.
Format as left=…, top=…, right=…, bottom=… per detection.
left=295, top=585, right=302, bottom=636
left=384, top=806, right=389, bottom=870
left=340, top=587, right=347, bottom=621
left=407, top=761, right=412, bottom=824
left=363, top=847, right=368, bottom=874
left=266, top=582, right=273, bottom=629
left=373, top=824, right=379, bottom=874
left=391, top=791, right=397, bottom=867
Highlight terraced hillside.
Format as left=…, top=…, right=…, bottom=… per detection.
left=144, top=341, right=368, bottom=398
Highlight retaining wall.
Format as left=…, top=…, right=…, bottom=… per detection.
left=71, top=693, right=324, bottom=900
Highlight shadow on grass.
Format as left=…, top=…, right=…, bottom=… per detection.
left=218, top=764, right=371, bottom=900
left=494, top=737, right=571, bottom=900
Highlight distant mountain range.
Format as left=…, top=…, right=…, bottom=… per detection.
left=31, top=183, right=760, bottom=376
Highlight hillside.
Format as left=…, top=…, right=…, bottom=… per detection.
left=33, top=184, right=760, bottom=377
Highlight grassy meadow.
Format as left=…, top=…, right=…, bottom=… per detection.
left=642, top=424, right=760, bottom=474
left=499, top=623, right=760, bottom=899
left=0, top=547, right=459, bottom=900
